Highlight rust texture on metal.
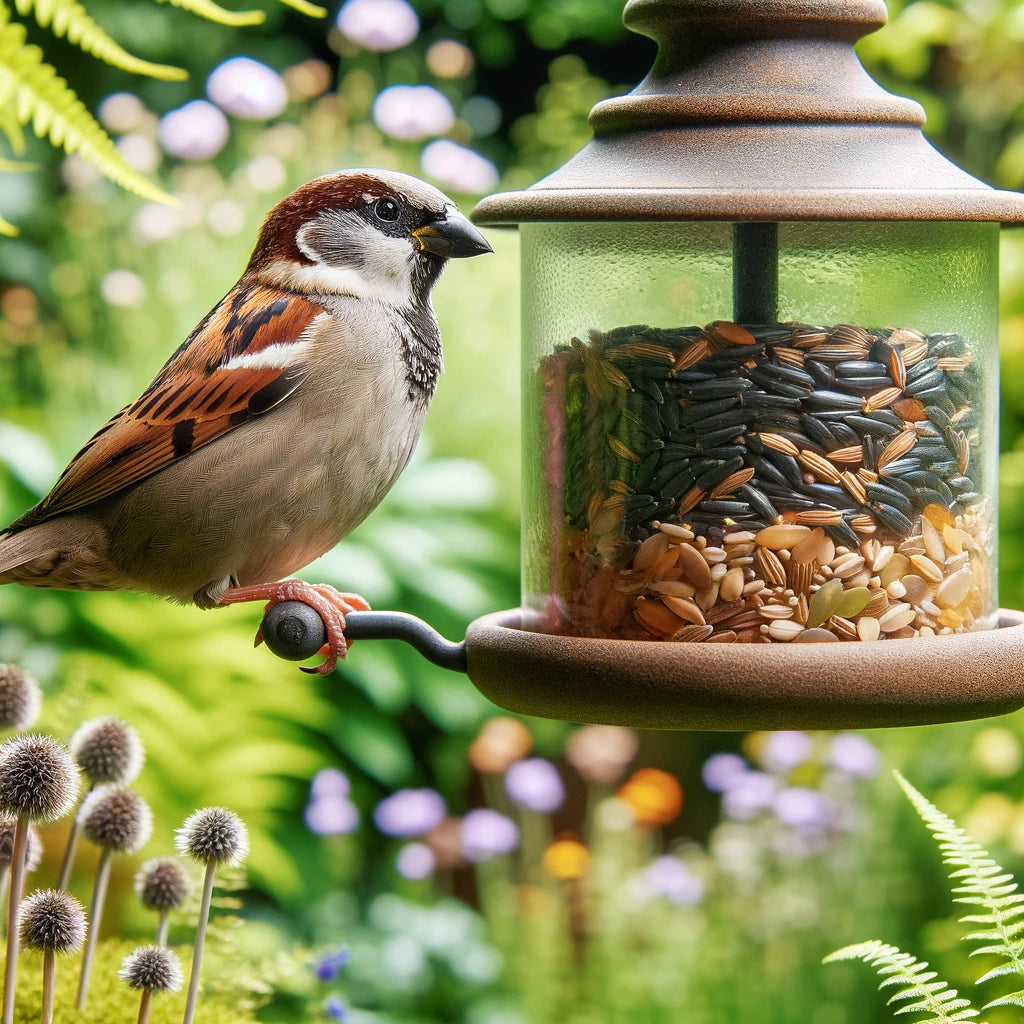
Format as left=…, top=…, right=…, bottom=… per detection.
left=472, top=0, right=1024, bottom=225
left=464, top=608, right=1024, bottom=731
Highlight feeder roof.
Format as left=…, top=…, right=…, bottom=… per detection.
left=472, top=0, right=1024, bottom=226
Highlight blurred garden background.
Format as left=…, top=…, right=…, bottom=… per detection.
left=4, top=0, right=1024, bottom=1020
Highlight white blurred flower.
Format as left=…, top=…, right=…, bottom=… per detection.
left=244, top=154, right=286, bottom=192
left=207, top=57, right=287, bottom=120
left=100, top=269, right=146, bottom=308
left=337, top=0, right=418, bottom=51
left=134, top=203, right=183, bottom=243
left=421, top=140, right=498, bottom=193
left=207, top=199, right=247, bottom=237
left=373, top=85, right=454, bottom=141
left=61, top=155, right=101, bottom=190
left=98, top=92, right=146, bottom=134
left=158, top=101, right=229, bottom=161
left=116, top=134, right=161, bottom=173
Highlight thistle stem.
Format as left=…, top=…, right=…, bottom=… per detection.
left=75, top=848, right=112, bottom=1010
left=137, top=989, right=152, bottom=1024
left=40, top=950, right=55, bottom=1024
left=2, top=815, right=28, bottom=1024
left=156, top=909, right=169, bottom=947
left=56, top=786, right=91, bottom=891
left=181, top=861, right=216, bottom=1024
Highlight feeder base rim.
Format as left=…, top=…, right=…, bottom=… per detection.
left=462, top=608, right=1024, bottom=731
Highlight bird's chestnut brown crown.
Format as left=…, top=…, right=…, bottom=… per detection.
left=245, top=169, right=490, bottom=276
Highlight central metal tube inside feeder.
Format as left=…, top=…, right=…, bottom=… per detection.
left=733, top=223, right=779, bottom=326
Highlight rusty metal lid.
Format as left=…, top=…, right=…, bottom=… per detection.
left=472, top=0, right=1024, bottom=225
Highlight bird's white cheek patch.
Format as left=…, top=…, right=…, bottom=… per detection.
left=262, top=256, right=413, bottom=306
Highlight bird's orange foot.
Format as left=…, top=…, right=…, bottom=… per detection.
left=218, top=581, right=370, bottom=675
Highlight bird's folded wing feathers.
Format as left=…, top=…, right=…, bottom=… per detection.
left=18, top=284, right=326, bottom=527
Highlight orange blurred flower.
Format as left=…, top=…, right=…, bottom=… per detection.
left=468, top=717, right=533, bottom=774
left=542, top=837, right=591, bottom=880
left=617, top=768, right=683, bottom=826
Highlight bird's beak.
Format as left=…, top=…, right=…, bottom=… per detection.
left=412, top=211, right=493, bottom=259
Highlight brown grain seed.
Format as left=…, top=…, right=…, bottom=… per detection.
left=678, top=486, right=706, bottom=516
left=892, top=397, right=927, bottom=422
left=634, top=600, right=686, bottom=637
left=863, top=386, right=902, bottom=412
left=706, top=630, right=738, bottom=643
left=669, top=624, right=714, bottom=642
left=607, top=435, right=642, bottom=462
left=849, top=514, right=878, bottom=534
left=900, top=338, right=928, bottom=365
left=909, top=554, right=943, bottom=584
left=862, top=590, right=890, bottom=617
left=709, top=467, right=756, bottom=500
left=707, top=599, right=747, bottom=624
left=937, top=357, right=967, bottom=372
left=790, top=527, right=827, bottom=565
left=756, top=524, right=811, bottom=549
left=828, top=446, right=863, bottom=464
left=787, top=560, right=814, bottom=595
left=673, top=338, right=712, bottom=370
left=888, top=347, right=907, bottom=390
left=663, top=595, right=707, bottom=625
left=758, top=432, right=800, bottom=457
left=676, top=543, right=714, bottom=590
left=878, top=430, right=918, bottom=469
left=755, top=547, right=787, bottom=586
left=795, top=509, right=842, bottom=526
left=618, top=343, right=675, bottom=364
left=840, top=471, right=868, bottom=504
left=831, top=616, right=858, bottom=640
left=856, top=468, right=879, bottom=485
left=647, top=580, right=697, bottom=598
left=774, top=347, right=805, bottom=367
left=797, top=450, right=842, bottom=484
left=599, top=362, right=632, bottom=389
left=633, top=532, right=671, bottom=570
left=709, top=320, right=757, bottom=346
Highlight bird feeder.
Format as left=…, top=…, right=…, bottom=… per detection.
left=267, top=0, right=1024, bottom=730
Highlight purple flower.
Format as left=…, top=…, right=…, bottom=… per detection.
left=773, top=787, right=833, bottom=830
left=760, top=731, right=813, bottom=774
left=420, top=140, right=498, bottom=194
left=311, top=768, right=351, bottom=801
left=325, top=994, right=347, bottom=1021
left=505, top=758, right=564, bottom=814
left=337, top=0, right=418, bottom=50
left=395, top=842, right=436, bottom=880
left=305, top=794, right=359, bottom=836
left=315, top=948, right=349, bottom=982
left=644, top=856, right=704, bottom=905
left=373, top=788, right=446, bottom=838
left=828, top=733, right=881, bottom=779
left=701, top=753, right=748, bottom=793
left=207, top=57, right=287, bottom=120
left=372, top=85, right=454, bottom=141
left=721, top=771, right=776, bottom=821
left=158, top=100, right=229, bottom=161
left=460, top=808, right=518, bottom=862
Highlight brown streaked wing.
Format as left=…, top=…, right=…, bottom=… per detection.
left=22, top=287, right=324, bottom=525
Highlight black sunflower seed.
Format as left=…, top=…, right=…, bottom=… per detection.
left=865, top=482, right=913, bottom=517
left=826, top=520, right=861, bottom=548
left=874, top=503, right=913, bottom=534
left=835, top=360, right=887, bottom=378
left=738, top=484, right=780, bottom=521
left=843, top=414, right=897, bottom=437
left=808, top=390, right=864, bottom=412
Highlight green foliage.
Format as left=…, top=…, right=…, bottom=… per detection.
left=0, top=3, right=174, bottom=204
left=826, top=771, right=1024, bottom=1021
left=824, top=941, right=980, bottom=1024
left=13, top=0, right=186, bottom=80
left=7, top=938, right=270, bottom=1022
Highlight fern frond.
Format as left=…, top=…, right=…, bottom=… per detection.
left=894, top=771, right=1024, bottom=996
left=824, top=941, right=982, bottom=1023
left=0, top=11, right=174, bottom=203
left=155, top=0, right=264, bottom=28
left=275, top=0, right=327, bottom=17
left=13, top=0, right=186, bottom=80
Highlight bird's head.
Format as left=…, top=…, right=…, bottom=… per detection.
left=245, top=169, right=492, bottom=305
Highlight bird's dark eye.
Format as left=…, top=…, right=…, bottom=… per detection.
left=373, top=197, right=401, bottom=222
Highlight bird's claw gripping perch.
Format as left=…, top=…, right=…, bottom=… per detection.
left=219, top=581, right=370, bottom=675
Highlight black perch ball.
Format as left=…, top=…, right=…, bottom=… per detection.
left=260, top=601, right=327, bottom=661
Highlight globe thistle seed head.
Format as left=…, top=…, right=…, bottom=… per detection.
left=70, top=717, right=144, bottom=786
left=175, top=807, right=249, bottom=866
left=0, top=665, right=42, bottom=732
left=134, top=856, right=191, bottom=911
left=119, top=945, right=183, bottom=993
left=0, top=734, right=79, bottom=821
left=81, top=786, right=153, bottom=853
left=19, top=889, right=86, bottom=953
left=0, top=820, right=44, bottom=873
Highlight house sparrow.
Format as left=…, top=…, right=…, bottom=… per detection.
left=0, top=169, right=492, bottom=674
